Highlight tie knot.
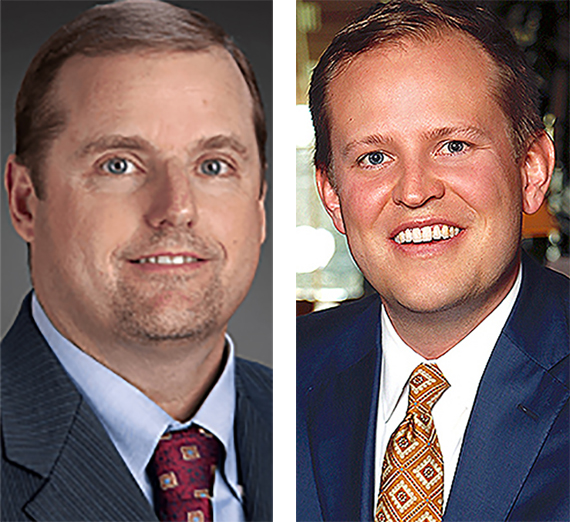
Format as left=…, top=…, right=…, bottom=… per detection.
left=154, top=425, right=220, bottom=469
left=408, top=363, right=449, bottom=413
left=150, top=425, right=220, bottom=521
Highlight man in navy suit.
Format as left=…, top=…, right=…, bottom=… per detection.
left=2, top=1, right=271, bottom=520
left=298, top=1, right=568, bottom=520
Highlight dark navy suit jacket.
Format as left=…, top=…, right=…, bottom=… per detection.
left=1, top=294, right=272, bottom=522
left=297, top=254, right=569, bottom=521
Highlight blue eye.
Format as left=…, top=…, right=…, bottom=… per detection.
left=102, top=157, right=135, bottom=175
left=200, top=159, right=229, bottom=176
left=444, top=141, right=467, bottom=154
left=359, top=151, right=385, bottom=167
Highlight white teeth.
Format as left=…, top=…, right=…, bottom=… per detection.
left=394, top=224, right=461, bottom=245
left=136, top=255, right=198, bottom=264
left=432, top=224, right=441, bottom=240
left=421, top=226, right=432, bottom=242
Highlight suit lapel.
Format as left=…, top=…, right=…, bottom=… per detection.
left=445, top=257, right=569, bottom=521
left=234, top=359, right=273, bottom=521
left=26, top=400, right=158, bottom=521
left=2, top=295, right=157, bottom=521
left=305, top=298, right=382, bottom=522
left=444, top=335, right=568, bottom=521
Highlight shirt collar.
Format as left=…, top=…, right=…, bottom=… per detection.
left=31, top=293, right=236, bottom=496
left=380, top=265, right=522, bottom=422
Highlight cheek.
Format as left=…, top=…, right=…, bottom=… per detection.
left=218, top=207, right=263, bottom=296
left=202, top=194, right=264, bottom=252
left=451, top=156, right=522, bottom=216
left=338, top=176, right=392, bottom=230
left=34, top=194, right=79, bottom=255
left=41, top=195, right=139, bottom=270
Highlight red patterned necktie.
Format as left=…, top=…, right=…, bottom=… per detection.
left=376, top=363, right=450, bottom=522
left=150, top=425, right=220, bottom=522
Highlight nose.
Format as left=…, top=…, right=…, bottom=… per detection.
left=391, top=159, right=445, bottom=208
left=145, top=161, right=196, bottom=229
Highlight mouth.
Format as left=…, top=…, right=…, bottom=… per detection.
left=130, top=253, right=204, bottom=265
left=393, top=224, right=462, bottom=245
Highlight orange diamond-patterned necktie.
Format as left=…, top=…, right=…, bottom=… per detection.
left=376, top=363, right=450, bottom=522
left=149, top=425, right=220, bottom=522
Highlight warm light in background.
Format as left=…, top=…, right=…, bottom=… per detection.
left=296, top=101, right=364, bottom=304
left=296, top=225, right=336, bottom=273
left=295, top=105, right=315, bottom=149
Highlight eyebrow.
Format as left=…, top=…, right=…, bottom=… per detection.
left=341, top=125, right=489, bottom=158
left=76, top=135, right=151, bottom=158
left=192, top=134, right=250, bottom=160
left=423, top=125, right=490, bottom=142
left=76, top=133, right=251, bottom=160
left=342, top=133, right=394, bottom=159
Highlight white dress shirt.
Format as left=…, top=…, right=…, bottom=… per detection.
left=374, top=267, right=522, bottom=508
left=32, top=294, right=245, bottom=522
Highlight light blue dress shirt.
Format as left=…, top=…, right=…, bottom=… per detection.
left=32, top=294, right=245, bottom=522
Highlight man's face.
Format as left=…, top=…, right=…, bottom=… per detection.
left=28, top=49, right=265, bottom=345
left=319, top=32, right=537, bottom=318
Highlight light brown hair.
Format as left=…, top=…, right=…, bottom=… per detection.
left=15, top=0, right=267, bottom=198
left=309, top=0, right=543, bottom=182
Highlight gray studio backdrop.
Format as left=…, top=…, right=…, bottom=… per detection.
left=1, top=0, right=273, bottom=367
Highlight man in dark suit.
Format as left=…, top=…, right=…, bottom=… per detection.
left=2, top=1, right=272, bottom=521
left=298, top=1, right=568, bottom=521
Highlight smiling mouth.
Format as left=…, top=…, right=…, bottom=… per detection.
left=132, top=255, right=201, bottom=265
left=393, top=224, right=462, bottom=244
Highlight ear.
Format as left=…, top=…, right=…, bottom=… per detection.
left=4, top=154, right=38, bottom=243
left=257, top=179, right=267, bottom=244
left=520, top=132, right=555, bottom=215
left=315, top=167, right=346, bottom=235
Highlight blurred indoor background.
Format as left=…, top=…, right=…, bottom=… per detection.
left=296, top=0, right=569, bottom=316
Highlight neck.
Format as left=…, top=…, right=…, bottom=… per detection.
left=112, top=335, right=228, bottom=422
left=100, top=334, right=227, bottom=421
left=383, top=265, right=519, bottom=360
left=39, top=301, right=228, bottom=421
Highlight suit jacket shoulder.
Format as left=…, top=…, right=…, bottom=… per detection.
left=235, top=357, right=272, bottom=416
left=2, top=296, right=274, bottom=522
left=445, top=255, right=569, bottom=521
left=234, top=357, right=273, bottom=522
left=297, top=295, right=382, bottom=521
left=297, top=294, right=381, bottom=392
left=297, top=254, right=569, bottom=521
left=1, top=294, right=157, bottom=522
left=506, top=253, right=568, bottom=373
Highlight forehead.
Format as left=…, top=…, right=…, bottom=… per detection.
left=50, top=48, right=256, bottom=153
left=320, top=31, right=516, bottom=167
left=326, top=31, right=500, bottom=130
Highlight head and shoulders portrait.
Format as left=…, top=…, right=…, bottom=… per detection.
left=296, top=1, right=568, bottom=521
left=1, top=2, right=272, bottom=521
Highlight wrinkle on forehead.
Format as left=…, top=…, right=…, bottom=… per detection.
left=50, top=47, right=255, bottom=139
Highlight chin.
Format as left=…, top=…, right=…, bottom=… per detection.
left=110, top=276, right=226, bottom=343
left=383, top=281, right=472, bottom=316
left=116, top=308, right=221, bottom=343
left=111, top=293, right=225, bottom=345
